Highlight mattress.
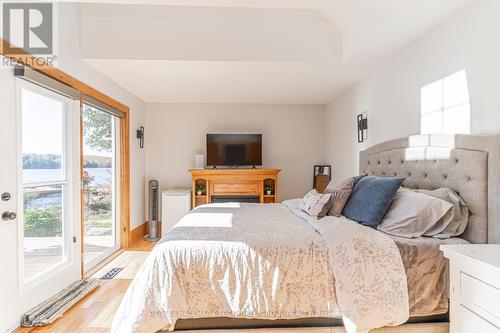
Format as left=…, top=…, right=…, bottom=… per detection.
left=173, top=236, right=468, bottom=331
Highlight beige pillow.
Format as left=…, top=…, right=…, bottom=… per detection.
left=300, top=190, right=332, bottom=218
left=324, top=177, right=354, bottom=217
left=377, top=189, right=454, bottom=238
left=415, top=188, right=469, bottom=238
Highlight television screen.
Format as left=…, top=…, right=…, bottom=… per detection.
left=206, top=134, right=262, bottom=166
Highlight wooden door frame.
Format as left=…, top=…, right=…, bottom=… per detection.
left=1, top=41, right=132, bottom=272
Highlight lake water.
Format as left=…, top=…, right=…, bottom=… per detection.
left=24, top=168, right=112, bottom=210
left=24, top=168, right=112, bottom=186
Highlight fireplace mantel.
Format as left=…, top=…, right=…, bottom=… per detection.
left=188, top=168, right=281, bottom=208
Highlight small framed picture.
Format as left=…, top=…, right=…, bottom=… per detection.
left=357, top=113, right=368, bottom=143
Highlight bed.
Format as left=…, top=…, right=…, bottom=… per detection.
left=111, top=134, right=500, bottom=333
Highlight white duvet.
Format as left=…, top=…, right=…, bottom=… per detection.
left=111, top=200, right=408, bottom=333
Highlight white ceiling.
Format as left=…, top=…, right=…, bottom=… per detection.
left=80, top=0, right=474, bottom=104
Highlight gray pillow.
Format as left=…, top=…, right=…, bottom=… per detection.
left=414, top=188, right=469, bottom=238
left=342, top=176, right=405, bottom=228
left=377, top=189, right=454, bottom=238
left=324, top=177, right=354, bottom=217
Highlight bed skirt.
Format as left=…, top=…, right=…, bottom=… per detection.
left=170, top=322, right=449, bottom=333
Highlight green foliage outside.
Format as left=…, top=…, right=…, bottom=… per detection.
left=83, top=177, right=113, bottom=236
left=24, top=208, right=61, bottom=237
left=82, top=104, right=114, bottom=237
left=83, top=104, right=113, bottom=153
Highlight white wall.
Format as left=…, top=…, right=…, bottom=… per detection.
left=0, top=5, right=146, bottom=330
left=56, top=3, right=146, bottom=228
left=325, top=0, right=500, bottom=178
left=145, top=104, right=326, bottom=202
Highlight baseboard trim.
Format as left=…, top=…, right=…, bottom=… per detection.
left=130, top=221, right=163, bottom=245
left=130, top=223, right=146, bottom=245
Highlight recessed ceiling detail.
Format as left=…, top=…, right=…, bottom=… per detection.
left=80, top=0, right=473, bottom=104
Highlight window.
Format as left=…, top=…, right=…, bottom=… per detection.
left=420, top=69, right=471, bottom=134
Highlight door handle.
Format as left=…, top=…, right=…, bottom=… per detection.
left=1, top=192, right=11, bottom=201
left=2, top=211, right=17, bottom=221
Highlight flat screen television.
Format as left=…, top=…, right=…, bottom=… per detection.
left=206, top=134, right=262, bottom=167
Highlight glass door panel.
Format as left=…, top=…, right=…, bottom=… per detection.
left=22, top=185, right=64, bottom=281
left=82, top=104, right=119, bottom=270
left=21, top=88, right=64, bottom=183
left=20, top=86, right=69, bottom=284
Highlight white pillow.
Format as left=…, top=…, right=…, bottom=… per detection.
left=377, top=189, right=454, bottom=238
left=300, top=190, right=332, bottom=218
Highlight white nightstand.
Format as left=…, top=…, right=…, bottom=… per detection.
left=440, top=244, right=500, bottom=333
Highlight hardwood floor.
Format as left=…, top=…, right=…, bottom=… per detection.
left=90, top=251, right=150, bottom=280
left=18, top=239, right=156, bottom=333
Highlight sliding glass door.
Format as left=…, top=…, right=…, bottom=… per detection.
left=1, top=63, right=129, bottom=330
left=82, top=104, right=120, bottom=271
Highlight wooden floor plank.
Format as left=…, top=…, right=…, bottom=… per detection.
left=17, top=239, right=155, bottom=333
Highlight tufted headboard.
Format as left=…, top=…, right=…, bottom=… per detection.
left=359, top=134, right=500, bottom=244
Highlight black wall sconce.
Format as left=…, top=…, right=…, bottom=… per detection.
left=137, top=126, right=145, bottom=148
left=357, top=112, right=368, bottom=143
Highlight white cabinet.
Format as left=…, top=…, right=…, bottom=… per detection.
left=161, top=189, right=192, bottom=236
left=459, top=305, right=498, bottom=333
left=441, top=245, right=500, bottom=333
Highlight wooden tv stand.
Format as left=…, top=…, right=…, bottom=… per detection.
left=188, top=169, right=281, bottom=208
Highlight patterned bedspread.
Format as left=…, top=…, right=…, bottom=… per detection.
left=111, top=201, right=409, bottom=333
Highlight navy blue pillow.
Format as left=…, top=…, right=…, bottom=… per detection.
left=352, top=174, right=367, bottom=188
left=342, top=176, right=405, bottom=228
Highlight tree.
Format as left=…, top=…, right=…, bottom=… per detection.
left=23, top=153, right=61, bottom=169
left=83, top=104, right=112, bottom=153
